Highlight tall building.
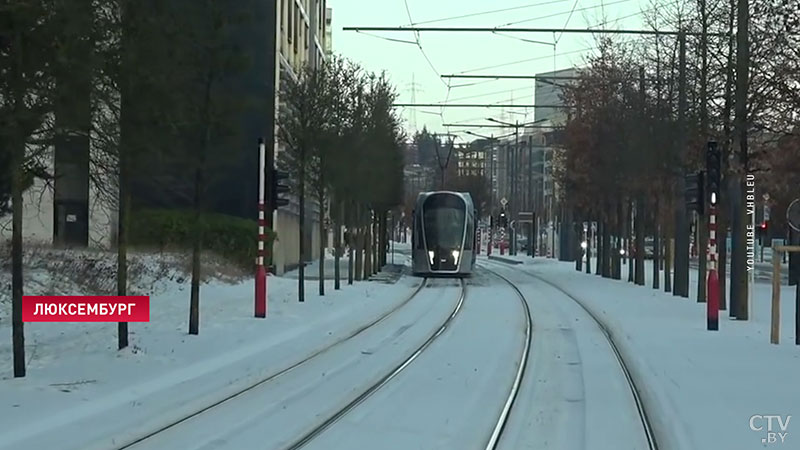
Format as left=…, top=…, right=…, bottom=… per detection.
left=457, top=144, right=487, bottom=178
left=324, top=7, right=333, bottom=56
left=271, top=0, right=330, bottom=273
left=533, top=67, right=577, bottom=125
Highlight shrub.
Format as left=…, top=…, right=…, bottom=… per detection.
left=129, top=208, right=276, bottom=268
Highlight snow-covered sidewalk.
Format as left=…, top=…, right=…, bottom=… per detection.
left=494, top=256, right=799, bottom=450
left=0, top=257, right=420, bottom=450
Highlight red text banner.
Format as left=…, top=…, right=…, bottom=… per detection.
left=22, top=296, right=150, bottom=322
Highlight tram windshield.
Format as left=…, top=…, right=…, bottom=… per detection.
left=422, top=196, right=466, bottom=250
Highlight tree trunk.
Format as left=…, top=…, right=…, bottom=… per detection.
left=585, top=218, right=592, bottom=274
left=298, top=146, right=306, bottom=302
left=318, top=195, right=325, bottom=296
left=603, top=219, right=612, bottom=278
left=355, top=225, right=364, bottom=281
left=627, top=200, right=634, bottom=282
left=189, top=167, right=203, bottom=335
left=635, top=196, right=645, bottom=286
left=372, top=212, right=379, bottom=274
left=335, top=201, right=342, bottom=290
left=11, top=139, right=26, bottom=378
left=697, top=209, right=708, bottom=302
left=665, top=235, right=673, bottom=293
left=653, top=202, right=661, bottom=289
left=116, top=159, right=130, bottom=349
left=596, top=219, right=603, bottom=275
left=614, top=201, right=623, bottom=280
left=575, top=213, right=583, bottom=272
left=364, top=219, right=372, bottom=279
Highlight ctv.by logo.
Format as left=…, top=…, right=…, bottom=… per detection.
left=750, top=415, right=791, bottom=444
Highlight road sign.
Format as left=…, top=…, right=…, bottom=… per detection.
left=518, top=212, right=534, bottom=223
left=500, top=197, right=508, bottom=207
left=788, top=199, right=800, bottom=232
left=763, top=193, right=770, bottom=202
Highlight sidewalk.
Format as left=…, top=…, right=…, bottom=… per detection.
left=487, top=255, right=800, bottom=450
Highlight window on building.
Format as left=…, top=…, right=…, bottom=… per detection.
left=287, top=0, right=293, bottom=43
left=294, top=5, right=299, bottom=53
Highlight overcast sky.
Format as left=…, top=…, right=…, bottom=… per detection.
left=329, top=0, right=667, bottom=140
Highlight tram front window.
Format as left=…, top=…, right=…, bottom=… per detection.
left=423, top=207, right=465, bottom=250
left=422, top=195, right=466, bottom=271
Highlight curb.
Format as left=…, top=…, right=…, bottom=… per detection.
left=488, top=255, right=523, bottom=265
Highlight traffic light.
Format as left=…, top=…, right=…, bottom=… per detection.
left=706, top=141, right=721, bottom=206
left=685, top=171, right=705, bottom=214
left=498, top=211, right=508, bottom=228
left=271, top=169, right=290, bottom=209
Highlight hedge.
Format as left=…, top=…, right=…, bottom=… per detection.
left=129, top=208, right=276, bottom=268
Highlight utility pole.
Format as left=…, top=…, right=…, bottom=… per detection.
left=512, top=120, right=519, bottom=255
left=528, top=135, right=534, bottom=257
left=674, top=29, right=690, bottom=298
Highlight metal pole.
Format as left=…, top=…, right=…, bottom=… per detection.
left=528, top=136, right=533, bottom=257
left=512, top=125, right=519, bottom=255
left=255, top=138, right=267, bottom=318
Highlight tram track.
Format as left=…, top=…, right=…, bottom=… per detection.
left=286, top=269, right=532, bottom=450
left=109, top=278, right=432, bottom=450
left=281, top=278, right=468, bottom=450
left=478, top=268, right=533, bottom=450
left=483, top=259, right=660, bottom=450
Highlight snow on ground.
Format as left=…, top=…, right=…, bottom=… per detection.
left=484, top=264, right=650, bottom=450
left=0, top=245, right=422, bottom=450
left=124, top=279, right=464, bottom=450
left=489, top=255, right=800, bottom=450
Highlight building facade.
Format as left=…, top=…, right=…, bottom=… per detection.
left=271, top=0, right=330, bottom=274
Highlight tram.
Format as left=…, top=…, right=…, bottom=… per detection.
left=411, top=191, right=477, bottom=277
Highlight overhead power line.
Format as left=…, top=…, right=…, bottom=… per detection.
left=344, top=26, right=727, bottom=37
left=394, top=103, right=573, bottom=108
left=443, top=123, right=565, bottom=128
left=497, top=0, right=631, bottom=28
left=410, top=0, right=569, bottom=26
left=442, top=74, right=583, bottom=79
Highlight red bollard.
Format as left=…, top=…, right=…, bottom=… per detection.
left=255, top=265, right=267, bottom=317
left=707, top=269, right=719, bottom=330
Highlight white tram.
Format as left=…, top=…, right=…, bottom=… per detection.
left=411, top=191, right=477, bottom=277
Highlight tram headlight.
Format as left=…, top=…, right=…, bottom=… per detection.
left=452, top=250, right=460, bottom=262
left=428, top=251, right=435, bottom=264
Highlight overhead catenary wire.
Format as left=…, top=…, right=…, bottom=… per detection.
left=497, top=0, right=631, bottom=28
left=408, top=0, right=570, bottom=26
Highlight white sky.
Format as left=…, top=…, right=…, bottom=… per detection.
left=329, top=0, right=673, bottom=140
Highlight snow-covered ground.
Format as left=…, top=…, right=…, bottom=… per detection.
left=0, top=244, right=424, bottom=450
left=488, top=255, right=800, bottom=450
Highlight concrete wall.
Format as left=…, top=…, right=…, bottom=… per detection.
left=0, top=167, right=53, bottom=245
left=0, top=146, right=117, bottom=249
left=272, top=205, right=321, bottom=275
